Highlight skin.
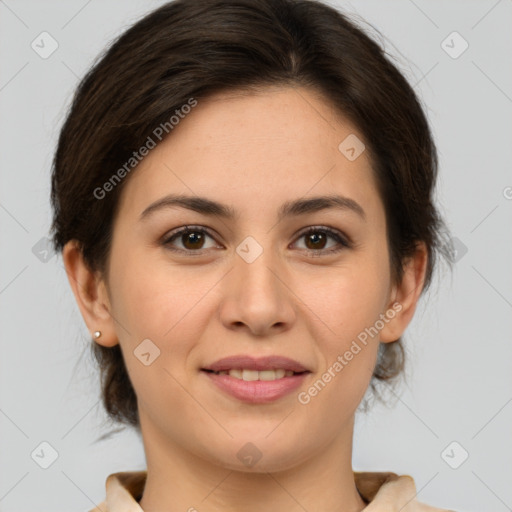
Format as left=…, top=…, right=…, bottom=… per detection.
left=63, top=85, right=427, bottom=512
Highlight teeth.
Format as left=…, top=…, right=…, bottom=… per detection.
left=243, top=369, right=259, bottom=381
left=214, top=369, right=296, bottom=380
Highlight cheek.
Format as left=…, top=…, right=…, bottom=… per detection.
left=297, top=255, right=389, bottom=339
left=292, top=249, right=389, bottom=396
left=106, top=243, right=167, bottom=351
left=107, top=243, right=216, bottom=351
left=296, top=269, right=382, bottom=418
left=106, top=247, right=208, bottom=408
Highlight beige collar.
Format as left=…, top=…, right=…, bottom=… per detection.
left=88, top=470, right=452, bottom=511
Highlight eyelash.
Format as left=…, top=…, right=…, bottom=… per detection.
left=161, top=225, right=351, bottom=257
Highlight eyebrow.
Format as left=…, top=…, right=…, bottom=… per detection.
left=139, top=193, right=366, bottom=222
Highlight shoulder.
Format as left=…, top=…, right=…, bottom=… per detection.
left=87, top=499, right=106, bottom=512
left=87, top=470, right=147, bottom=512
left=354, top=471, right=455, bottom=511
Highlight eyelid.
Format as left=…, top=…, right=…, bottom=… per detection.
left=161, top=225, right=221, bottom=253
left=293, top=225, right=352, bottom=249
left=161, top=224, right=352, bottom=255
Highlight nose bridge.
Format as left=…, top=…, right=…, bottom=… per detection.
left=220, top=233, right=295, bottom=334
left=235, top=233, right=282, bottom=301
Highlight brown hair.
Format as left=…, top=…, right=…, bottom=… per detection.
left=51, top=0, right=451, bottom=433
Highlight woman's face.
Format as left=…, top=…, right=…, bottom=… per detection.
left=93, top=86, right=415, bottom=471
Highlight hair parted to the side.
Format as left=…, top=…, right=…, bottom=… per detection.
left=50, top=0, right=452, bottom=436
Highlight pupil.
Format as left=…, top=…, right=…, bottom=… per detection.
left=185, top=232, right=203, bottom=249
left=308, top=232, right=325, bottom=249
left=181, top=231, right=327, bottom=251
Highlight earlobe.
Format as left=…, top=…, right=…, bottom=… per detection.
left=379, top=242, right=428, bottom=343
left=61, top=240, right=119, bottom=347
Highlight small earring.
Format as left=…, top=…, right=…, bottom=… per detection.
left=94, top=331, right=102, bottom=339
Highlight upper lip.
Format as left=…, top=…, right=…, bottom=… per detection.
left=202, top=355, right=310, bottom=373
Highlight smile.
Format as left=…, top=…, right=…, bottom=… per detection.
left=201, top=369, right=310, bottom=403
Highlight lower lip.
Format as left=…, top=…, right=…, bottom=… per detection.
left=202, top=370, right=309, bottom=403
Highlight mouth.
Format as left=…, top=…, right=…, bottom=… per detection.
left=201, top=354, right=312, bottom=403
left=201, top=368, right=309, bottom=381
left=201, top=369, right=310, bottom=403
left=202, top=354, right=311, bottom=374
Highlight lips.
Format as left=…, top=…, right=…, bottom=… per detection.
left=201, top=355, right=312, bottom=403
left=201, top=354, right=310, bottom=373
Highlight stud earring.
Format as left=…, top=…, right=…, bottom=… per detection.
left=94, top=331, right=102, bottom=339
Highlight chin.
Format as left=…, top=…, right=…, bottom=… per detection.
left=202, top=433, right=310, bottom=474
left=217, top=449, right=308, bottom=474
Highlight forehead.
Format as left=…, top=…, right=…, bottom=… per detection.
left=115, top=86, right=382, bottom=221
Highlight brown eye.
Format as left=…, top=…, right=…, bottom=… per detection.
left=304, top=231, right=328, bottom=250
left=162, top=225, right=350, bottom=257
left=162, top=226, right=219, bottom=254
left=181, top=231, right=206, bottom=250
left=294, top=227, right=350, bottom=255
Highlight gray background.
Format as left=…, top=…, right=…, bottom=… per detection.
left=1, top=1, right=511, bottom=511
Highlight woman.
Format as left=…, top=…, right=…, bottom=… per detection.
left=50, top=0, right=454, bottom=510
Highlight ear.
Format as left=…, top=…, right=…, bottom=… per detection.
left=62, top=240, right=119, bottom=347
left=379, top=241, right=428, bottom=343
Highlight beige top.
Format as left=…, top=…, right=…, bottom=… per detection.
left=88, top=470, right=454, bottom=511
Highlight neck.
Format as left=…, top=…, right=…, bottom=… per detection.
left=138, top=413, right=367, bottom=512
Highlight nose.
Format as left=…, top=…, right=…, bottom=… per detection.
left=218, top=243, right=296, bottom=337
